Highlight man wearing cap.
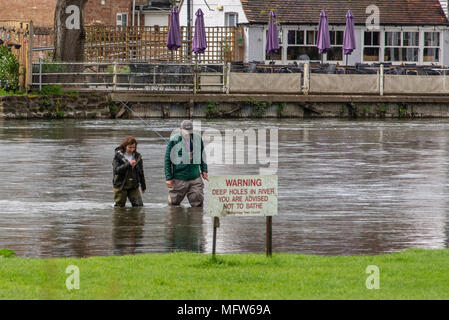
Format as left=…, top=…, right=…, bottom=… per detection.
left=164, top=120, right=208, bottom=207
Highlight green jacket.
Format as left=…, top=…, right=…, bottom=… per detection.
left=164, top=132, right=207, bottom=181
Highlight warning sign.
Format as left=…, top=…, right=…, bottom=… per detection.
left=208, top=175, right=278, bottom=217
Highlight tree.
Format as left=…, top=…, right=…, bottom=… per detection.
left=54, top=0, right=87, bottom=62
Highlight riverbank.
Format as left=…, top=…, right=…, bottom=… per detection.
left=1, top=249, right=448, bottom=299
left=3, top=91, right=449, bottom=119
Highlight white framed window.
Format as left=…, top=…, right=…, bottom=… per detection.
left=225, top=12, right=238, bottom=27
left=286, top=29, right=320, bottom=61
left=363, top=31, right=381, bottom=62
left=327, top=30, right=344, bottom=61
left=384, top=31, right=419, bottom=62
left=116, top=13, right=128, bottom=26
left=423, top=31, right=440, bottom=62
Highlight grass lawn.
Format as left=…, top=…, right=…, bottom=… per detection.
left=0, top=249, right=448, bottom=300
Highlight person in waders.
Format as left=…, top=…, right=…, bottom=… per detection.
left=113, top=136, right=146, bottom=207
left=164, top=120, right=208, bottom=207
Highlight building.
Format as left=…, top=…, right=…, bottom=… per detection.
left=240, top=0, right=449, bottom=66
left=0, top=0, right=173, bottom=28
left=137, top=0, right=172, bottom=26
left=178, top=0, right=248, bottom=27
left=85, top=0, right=134, bottom=26
left=0, top=0, right=57, bottom=27
left=85, top=0, right=174, bottom=27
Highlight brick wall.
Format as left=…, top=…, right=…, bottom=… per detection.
left=84, top=0, right=132, bottom=25
left=0, top=0, right=57, bottom=27
left=0, top=0, right=134, bottom=28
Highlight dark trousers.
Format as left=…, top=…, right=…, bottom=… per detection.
left=114, top=187, right=143, bottom=207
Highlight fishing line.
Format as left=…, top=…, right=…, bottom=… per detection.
left=115, top=98, right=169, bottom=142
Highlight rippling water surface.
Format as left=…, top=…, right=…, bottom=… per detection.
left=0, top=119, right=448, bottom=257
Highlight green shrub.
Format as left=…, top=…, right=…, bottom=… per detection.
left=205, top=101, right=219, bottom=118
left=0, top=248, right=15, bottom=258
left=40, top=85, right=64, bottom=95
left=107, top=65, right=131, bottom=74
left=0, top=46, right=21, bottom=91
left=0, top=88, right=25, bottom=96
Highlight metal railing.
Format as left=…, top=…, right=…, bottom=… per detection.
left=31, top=61, right=449, bottom=95
left=31, top=62, right=228, bottom=93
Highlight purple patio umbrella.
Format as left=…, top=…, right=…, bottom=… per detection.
left=193, top=9, right=207, bottom=54
left=166, top=6, right=181, bottom=51
left=317, top=10, right=331, bottom=62
left=343, top=10, right=356, bottom=66
left=266, top=11, right=280, bottom=56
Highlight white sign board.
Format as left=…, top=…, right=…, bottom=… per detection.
left=208, top=175, right=278, bottom=217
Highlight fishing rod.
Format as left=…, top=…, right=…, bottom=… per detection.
left=115, top=98, right=169, bottom=143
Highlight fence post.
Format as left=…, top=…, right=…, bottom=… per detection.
left=226, top=62, right=231, bottom=94
left=39, top=59, right=43, bottom=92
left=26, top=22, right=33, bottom=93
left=379, top=64, right=384, bottom=96
left=193, top=62, right=198, bottom=94
left=303, top=61, right=310, bottom=95
left=222, top=63, right=226, bottom=93
left=113, top=62, right=117, bottom=92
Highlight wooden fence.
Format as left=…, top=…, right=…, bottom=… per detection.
left=84, top=25, right=243, bottom=64
left=0, top=20, right=33, bottom=89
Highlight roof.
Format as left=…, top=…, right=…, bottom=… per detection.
left=241, top=0, right=449, bottom=25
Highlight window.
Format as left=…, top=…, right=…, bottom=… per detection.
left=225, top=13, right=238, bottom=27
left=363, top=31, right=380, bottom=61
left=265, top=29, right=283, bottom=60
left=384, top=31, right=419, bottom=62
left=327, top=30, right=344, bottom=61
left=116, top=13, right=128, bottom=26
left=286, top=29, right=320, bottom=61
left=424, top=32, right=440, bottom=62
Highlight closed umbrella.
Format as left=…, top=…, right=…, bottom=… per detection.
left=266, top=11, right=280, bottom=57
left=343, top=10, right=356, bottom=66
left=193, top=9, right=207, bottom=54
left=317, top=10, right=331, bottom=63
left=166, top=6, right=181, bottom=51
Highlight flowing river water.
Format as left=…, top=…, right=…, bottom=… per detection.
left=0, top=119, right=448, bottom=257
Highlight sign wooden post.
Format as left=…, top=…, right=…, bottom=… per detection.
left=212, top=216, right=219, bottom=260
left=208, top=175, right=278, bottom=258
left=266, top=216, right=272, bottom=257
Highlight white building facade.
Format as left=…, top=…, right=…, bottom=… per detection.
left=241, top=0, right=449, bottom=66
left=178, top=0, right=248, bottom=27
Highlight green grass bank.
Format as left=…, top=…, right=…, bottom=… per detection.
left=0, top=249, right=448, bottom=300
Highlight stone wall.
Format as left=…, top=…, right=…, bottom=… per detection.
left=2, top=92, right=449, bottom=119
left=0, top=92, right=111, bottom=119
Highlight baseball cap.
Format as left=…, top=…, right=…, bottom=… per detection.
left=180, top=120, right=193, bottom=134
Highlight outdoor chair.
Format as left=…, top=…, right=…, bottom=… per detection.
left=326, top=64, right=336, bottom=74
left=249, top=61, right=263, bottom=73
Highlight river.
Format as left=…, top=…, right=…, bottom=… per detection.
left=0, top=119, right=448, bottom=257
